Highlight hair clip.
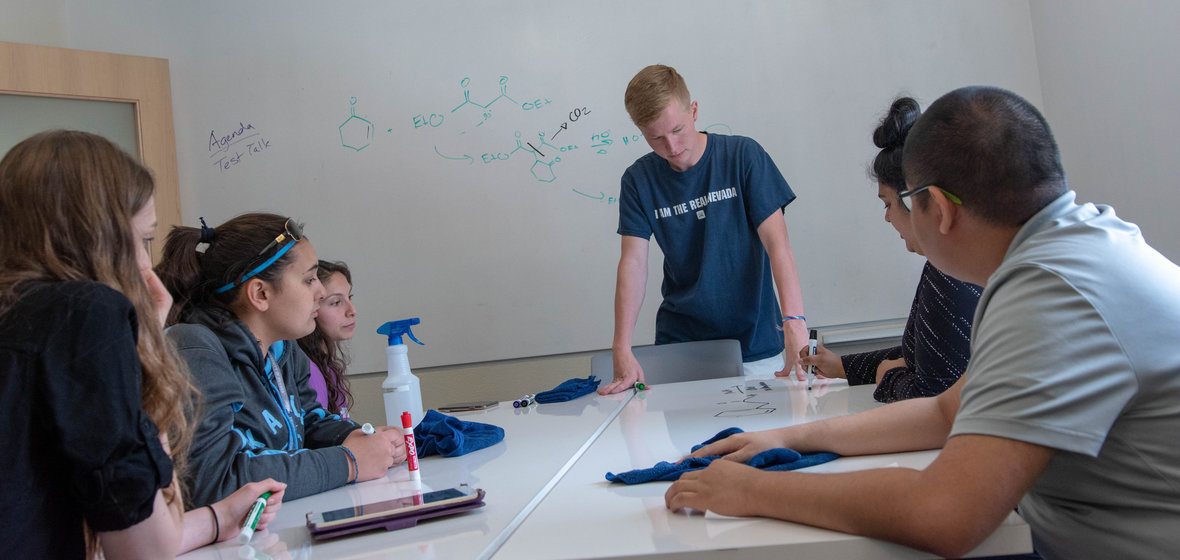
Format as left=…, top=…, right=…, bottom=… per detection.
left=196, top=217, right=215, bottom=254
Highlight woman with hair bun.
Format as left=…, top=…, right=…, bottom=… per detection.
left=156, top=212, right=405, bottom=508
left=798, top=97, right=982, bottom=402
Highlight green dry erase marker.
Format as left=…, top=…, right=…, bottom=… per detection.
left=237, top=491, right=272, bottom=544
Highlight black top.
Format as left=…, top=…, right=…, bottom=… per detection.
left=0, top=281, right=172, bottom=558
left=842, top=262, right=981, bottom=402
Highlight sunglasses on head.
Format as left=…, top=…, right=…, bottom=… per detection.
left=214, top=218, right=304, bottom=294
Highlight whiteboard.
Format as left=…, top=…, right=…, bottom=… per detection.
left=61, top=0, right=1043, bottom=371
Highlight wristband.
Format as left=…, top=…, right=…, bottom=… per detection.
left=782, top=315, right=806, bottom=322
left=341, top=445, right=359, bottom=483
left=207, top=504, right=220, bottom=544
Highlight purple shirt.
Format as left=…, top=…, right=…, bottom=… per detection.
left=308, top=361, right=346, bottom=416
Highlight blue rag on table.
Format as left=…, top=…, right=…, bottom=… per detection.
left=605, top=427, right=839, bottom=484
left=413, top=409, right=505, bottom=457
left=534, top=375, right=601, bottom=403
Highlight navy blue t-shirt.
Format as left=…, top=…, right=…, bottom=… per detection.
left=618, top=133, right=796, bottom=361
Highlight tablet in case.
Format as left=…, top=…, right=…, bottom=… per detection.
left=307, top=487, right=486, bottom=540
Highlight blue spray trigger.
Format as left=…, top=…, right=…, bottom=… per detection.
left=377, top=318, right=425, bottom=346
left=403, top=329, right=424, bottom=346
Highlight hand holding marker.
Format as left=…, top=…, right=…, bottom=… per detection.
left=237, top=491, right=272, bottom=544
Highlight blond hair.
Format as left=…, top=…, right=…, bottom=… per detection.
left=624, top=64, right=692, bottom=127
left=0, top=130, right=196, bottom=556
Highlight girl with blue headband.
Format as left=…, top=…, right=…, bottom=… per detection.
left=156, top=213, right=406, bottom=508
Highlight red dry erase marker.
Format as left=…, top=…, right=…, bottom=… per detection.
left=401, top=411, right=420, bottom=480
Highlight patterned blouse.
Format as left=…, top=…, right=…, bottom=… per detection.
left=842, top=261, right=982, bottom=402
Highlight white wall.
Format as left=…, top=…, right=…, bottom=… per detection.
left=6, top=1, right=1177, bottom=418
left=0, top=0, right=66, bottom=46
left=1030, top=0, right=1180, bottom=261
left=9, top=3, right=1175, bottom=268
left=44, top=0, right=1046, bottom=371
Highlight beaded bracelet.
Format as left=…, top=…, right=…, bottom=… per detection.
left=341, top=445, right=359, bottom=483
left=782, top=315, right=806, bottom=322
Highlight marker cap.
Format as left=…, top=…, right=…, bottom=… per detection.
left=237, top=525, right=255, bottom=544
left=237, top=491, right=271, bottom=544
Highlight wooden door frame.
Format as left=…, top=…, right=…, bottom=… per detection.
left=1, top=40, right=180, bottom=261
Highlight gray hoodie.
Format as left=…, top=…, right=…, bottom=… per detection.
left=168, top=306, right=358, bottom=507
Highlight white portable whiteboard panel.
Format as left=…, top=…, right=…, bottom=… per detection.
left=60, top=0, right=1043, bottom=370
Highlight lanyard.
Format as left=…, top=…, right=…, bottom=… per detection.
left=267, top=352, right=296, bottom=420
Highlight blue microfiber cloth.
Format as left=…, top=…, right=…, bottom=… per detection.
left=413, top=409, right=505, bottom=458
left=605, top=427, right=839, bottom=484
left=534, top=375, right=602, bottom=403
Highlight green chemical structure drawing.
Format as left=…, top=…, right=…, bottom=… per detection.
left=451, top=76, right=520, bottom=129
left=337, top=77, right=731, bottom=205
left=338, top=97, right=373, bottom=151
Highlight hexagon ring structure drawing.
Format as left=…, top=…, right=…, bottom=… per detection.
left=339, top=114, right=374, bottom=151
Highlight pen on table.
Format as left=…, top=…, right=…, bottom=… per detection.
left=807, top=329, right=818, bottom=391
left=401, top=411, right=420, bottom=480
left=514, top=394, right=535, bottom=407
left=237, top=491, right=273, bottom=544
left=360, top=422, right=375, bottom=435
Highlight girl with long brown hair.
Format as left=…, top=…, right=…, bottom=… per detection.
left=0, top=130, right=284, bottom=558
left=298, top=260, right=357, bottom=416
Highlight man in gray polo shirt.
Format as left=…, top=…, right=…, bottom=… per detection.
left=667, top=86, right=1180, bottom=559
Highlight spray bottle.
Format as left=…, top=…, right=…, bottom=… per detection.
left=376, top=318, right=425, bottom=429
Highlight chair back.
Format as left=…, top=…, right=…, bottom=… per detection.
left=589, top=339, right=743, bottom=385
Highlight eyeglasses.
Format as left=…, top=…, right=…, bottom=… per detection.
left=896, top=185, right=963, bottom=212
left=214, top=218, right=304, bottom=294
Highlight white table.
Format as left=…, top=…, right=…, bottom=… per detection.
left=493, top=377, right=1032, bottom=559
left=181, top=377, right=1031, bottom=559
left=178, top=391, right=631, bottom=560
